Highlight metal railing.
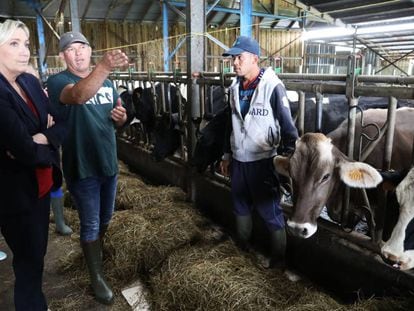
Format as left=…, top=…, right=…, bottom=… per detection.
left=110, top=66, right=414, bottom=253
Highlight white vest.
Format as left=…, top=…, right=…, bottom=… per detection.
left=229, top=67, right=283, bottom=162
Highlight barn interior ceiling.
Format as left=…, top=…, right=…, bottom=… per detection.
left=297, top=0, right=414, bottom=60
left=0, top=0, right=413, bottom=61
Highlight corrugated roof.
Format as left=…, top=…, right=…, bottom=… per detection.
left=1, top=0, right=412, bottom=60
left=293, top=0, right=414, bottom=59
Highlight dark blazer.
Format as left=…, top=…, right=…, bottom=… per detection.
left=0, top=73, right=66, bottom=215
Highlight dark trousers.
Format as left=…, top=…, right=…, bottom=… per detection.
left=0, top=195, right=50, bottom=311
left=231, top=158, right=284, bottom=231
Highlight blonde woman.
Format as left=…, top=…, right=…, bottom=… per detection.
left=0, top=19, right=65, bottom=310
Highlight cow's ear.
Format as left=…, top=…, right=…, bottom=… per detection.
left=274, top=155, right=290, bottom=177
left=338, top=161, right=382, bottom=188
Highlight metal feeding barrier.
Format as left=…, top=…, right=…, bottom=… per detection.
left=110, top=63, right=414, bottom=255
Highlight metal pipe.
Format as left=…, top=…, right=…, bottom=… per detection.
left=176, top=85, right=187, bottom=162
left=298, top=91, right=305, bottom=136
left=110, top=74, right=414, bottom=99
left=341, top=97, right=358, bottom=230
left=374, top=97, right=397, bottom=244
left=162, top=1, right=170, bottom=71
left=110, top=72, right=414, bottom=85
left=357, top=75, right=414, bottom=84
left=383, top=97, right=398, bottom=171
left=360, top=124, right=387, bottom=162
left=347, top=98, right=358, bottom=160
left=199, top=82, right=205, bottom=118
left=315, top=92, right=323, bottom=132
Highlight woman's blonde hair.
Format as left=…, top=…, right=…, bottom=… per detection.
left=0, top=19, right=29, bottom=46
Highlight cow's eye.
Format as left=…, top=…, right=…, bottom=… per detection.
left=321, top=174, right=330, bottom=183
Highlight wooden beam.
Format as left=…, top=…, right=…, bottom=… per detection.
left=282, top=0, right=346, bottom=28
left=139, top=1, right=153, bottom=22
left=123, top=0, right=134, bottom=20
left=41, top=0, right=59, bottom=12
left=105, top=0, right=119, bottom=21
left=206, top=10, right=218, bottom=25
left=218, top=12, right=232, bottom=27
left=54, top=0, right=66, bottom=35
left=82, top=0, right=92, bottom=21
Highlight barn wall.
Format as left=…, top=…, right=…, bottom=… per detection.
left=21, top=19, right=302, bottom=75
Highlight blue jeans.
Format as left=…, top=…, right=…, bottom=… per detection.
left=66, top=175, right=117, bottom=242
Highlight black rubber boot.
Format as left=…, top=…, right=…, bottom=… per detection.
left=269, top=228, right=287, bottom=269
left=99, top=224, right=109, bottom=260
left=51, top=197, right=73, bottom=236
left=81, top=240, right=114, bottom=305
left=235, top=215, right=252, bottom=251
left=99, top=224, right=109, bottom=241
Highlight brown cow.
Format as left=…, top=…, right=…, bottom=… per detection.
left=275, top=107, right=414, bottom=239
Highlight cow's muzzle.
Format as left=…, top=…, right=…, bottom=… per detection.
left=286, top=220, right=317, bottom=239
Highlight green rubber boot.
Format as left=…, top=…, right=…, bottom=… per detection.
left=51, top=197, right=73, bottom=236
left=81, top=240, right=114, bottom=305
left=99, top=224, right=109, bottom=260
left=269, top=228, right=287, bottom=269
left=235, top=215, right=253, bottom=251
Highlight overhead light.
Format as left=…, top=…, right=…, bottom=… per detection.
left=335, top=46, right=361, bottom=52
left=302, top=22, right=414, bottom=40
left=302, top=27, right=354, bottom=40
left=356, top=16, right=413, bottom=27
left=358, top=22, right=414, bottom=35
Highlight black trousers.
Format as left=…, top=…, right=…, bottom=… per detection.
left=0, top=195, right=50, bottom=311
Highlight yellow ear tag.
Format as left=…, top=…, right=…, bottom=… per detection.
left=348, top=169, right=364, bottom=181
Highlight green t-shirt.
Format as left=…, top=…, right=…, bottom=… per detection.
left=47, top=70, right=120, bottom=181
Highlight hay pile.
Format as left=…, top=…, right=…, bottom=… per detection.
left=150, top=241, right=301, bottom=310
left=48, top=161, right=414, bottom=311
left=115, top=175, right=186, bottom=210
left=149, top=241, right=413, bottom=311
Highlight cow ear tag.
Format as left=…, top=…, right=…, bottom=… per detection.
left=339, top=161, right=382, bottom=188
left=348, top=168, right=364, bottom=181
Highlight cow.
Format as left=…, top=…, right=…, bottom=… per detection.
left=131, top=86, right=156, bottom=144
left=192, top=85, right=229, bottom=173
left=274, top=107, right=414, bottom=239
left=151, top=82, right=185, bottom=161
left=289, top=94, right=414, bottom=134
left=126, top=82, right=185, bottom=161
left=152, top=112, right=182, bottom=161
left=116, top=85, right=136, bottom=138
left=380, top=167, right=414, bottom=270
left=192, top=107, right=229, bottom=173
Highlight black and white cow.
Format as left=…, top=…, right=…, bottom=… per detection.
left=192, top=85, right=229, bottom=173
left=116, top=86, right=137, bottom=138
left=128, top=82, right=185, bottom=161
left=274, top=107, right=414, bottom=239
left=381, top=167, right=414, bottom=270
left=151, top=83, right=185, bottom=161
left=131, top=86, right=156, bottom=144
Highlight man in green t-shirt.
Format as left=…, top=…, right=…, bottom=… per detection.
left=47, top=31, right=129, bottom=305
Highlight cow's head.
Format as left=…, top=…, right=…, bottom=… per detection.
left=274, top=133, right=382, bottom=239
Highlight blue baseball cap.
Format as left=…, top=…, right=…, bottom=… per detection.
left=222, top=36, right=260, bottom=56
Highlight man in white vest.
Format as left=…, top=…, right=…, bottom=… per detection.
left=220, top=36, right=298, bottom=269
